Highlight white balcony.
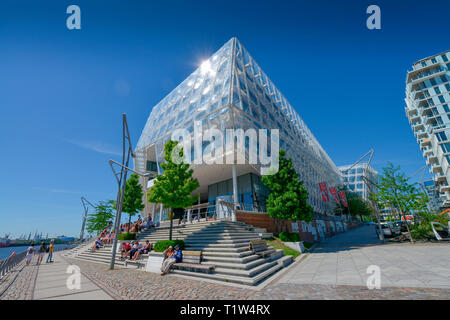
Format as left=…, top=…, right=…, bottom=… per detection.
left=426, top=154, right=438, bottom=166
left=423, top=147, right=433, bottom=158
left=420, top=137, right=432, bottom=148
left=409, top=114, right=421, bottom=123
left=434, top=173, right=447, bottom=183
left=440, top=185, right=450, bottom=193
left=431, top=163, right=443, bottom=173
left=416, top=130, right=428, bottom=139
left=413, top=123, right=424, bottom=131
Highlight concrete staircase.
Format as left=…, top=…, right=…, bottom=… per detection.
left=170, top=220, right=293, bottom=285
left=68, top=219, right=294, bottom=286
left=70, top=220, right=231, bottom=267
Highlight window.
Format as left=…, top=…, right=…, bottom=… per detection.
left=146, top=161, right=157, bottom=172
left=428, top=98, right=435, bottom=106
left=430, top=78, right=437, bottom=86
left=357, top=183, right=363, bottom=189
left=446, top=84, right=450, bottom=91
left=421, top=61, right=427, bottom=67
left=432, top=58, right=437, bottom=63
left=443, top=54, right=449, bottom=62
left=440, top=143, right=450, bottom=153
left=436, top=131, right=448, bottom=142
left=443, top=104, right=450, bottom=113
left=357, top=168, right=363, bottom=174
left=434, top=87, right=441, bottom=94
left=439, top=95, right=446, bottom=104
left=350, top=169, right=356, bottom=174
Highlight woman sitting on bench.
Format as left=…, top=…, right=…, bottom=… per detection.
left=160, top=245, right=182, bottom=275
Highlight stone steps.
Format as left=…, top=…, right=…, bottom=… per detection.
left=170, top=263, right=284, bottom=286
left=69, top=219, right=295, bottom=286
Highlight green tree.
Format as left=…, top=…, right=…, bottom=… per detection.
left=335, top=187, right=373, bottom=221
left=147, top=139, right=200, bottom=240
left=121, top=173, right=145, bottom=233
left=262, top=149, right=313, bottom=232
left=86, top=200, right=115, bottom=235
left=370, top=162, right=429, bottom=243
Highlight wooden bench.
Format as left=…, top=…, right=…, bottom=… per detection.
left=172, top=250, right=215, bottom=273
left=249, top=240, right=274, bottom=258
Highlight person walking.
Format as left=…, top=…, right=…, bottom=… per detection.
left=37, top=242, right=47, bottom=265
left=25, top=243, right=36, bottom=266
left=46, top=240, right=54, bottom=263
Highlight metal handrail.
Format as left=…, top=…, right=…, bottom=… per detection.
left=0, top=239, right=88, bottom=279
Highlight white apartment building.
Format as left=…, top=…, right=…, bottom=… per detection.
left=405, top=50, right=450, bottom=208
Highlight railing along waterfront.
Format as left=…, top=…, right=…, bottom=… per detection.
left=0, top=239, right=88, bottom=279
left=0, top=250, right=27, bottom=279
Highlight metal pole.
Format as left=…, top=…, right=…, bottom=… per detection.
left=80, top=197, right=96, bottom=241
left=110, top=114, right=134, bottom=270
left=108, top=159, right=156, bottom=270
left=232, top=164, right=238, bottom=222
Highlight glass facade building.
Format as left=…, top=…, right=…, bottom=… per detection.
left=339, top=163, right=378, bottom=200
left=135, top=38, right=342, bottom=221
left=405, top=50, right=450, bottom=209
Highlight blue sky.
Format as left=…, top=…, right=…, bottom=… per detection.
left=1, top=0, right=449, bottom=238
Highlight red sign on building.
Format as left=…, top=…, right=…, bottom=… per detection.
left=339, top=191, right=348, bottom=207
left=319, top=182, right=329, bottom=202
left=329, top=187, right=340, bottom=204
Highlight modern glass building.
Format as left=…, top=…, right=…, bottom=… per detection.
left=339, top=163, right=378, bottom=200
left=405, top=50, right=450, bottom=209
left=135, top=38, right=342, bottom=222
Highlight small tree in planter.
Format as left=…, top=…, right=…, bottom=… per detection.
left=262, top=149, right=313, bottom=233
left=147, top=139, right=200, bottom=240
left=122, top=173, right=145, bottom=233
left=86, top=200, right=115, bottom=235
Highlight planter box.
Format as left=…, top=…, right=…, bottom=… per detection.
left=145, top=252, right=164, bottom=273
left=283, top=241, right=305, bottom=253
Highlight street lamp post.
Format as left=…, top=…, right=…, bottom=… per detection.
left=80, top=197, right=96, bottom=241
left=108, top=159, right=156, bottom=270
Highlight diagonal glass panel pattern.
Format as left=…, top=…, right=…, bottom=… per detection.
left=135, top=37, right=342, bottom=215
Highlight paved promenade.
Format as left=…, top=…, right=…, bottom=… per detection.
left=276, top=226, right=450, bottom=289
left=32, top=252, right=112, bottom=300
left=2, top=230, right=449, bottom=300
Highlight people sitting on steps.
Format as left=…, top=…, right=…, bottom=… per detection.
left=128, top=241, right=142, bottom=260
left=120, top=241, right=132, bottom=259
left=91, top=237, right=103, bottom=252
left=131, top=240, right=151, bottom=261
left=160, top=244, right=182, bottom=275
